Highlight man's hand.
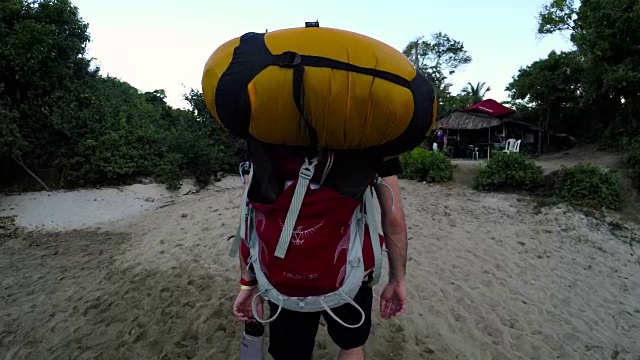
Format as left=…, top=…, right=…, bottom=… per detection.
left=233, top=287, right=264, bottom=322
left=380, top=280, right=406, bottom=319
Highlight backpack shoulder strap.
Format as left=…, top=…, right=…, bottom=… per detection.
left=229, top=162, right=254, bottom=257
left=274, top=156, right=318, bottom=258
left=363, top=184, right=382, bottom=286
left=232, top=139, right=385, bottom=264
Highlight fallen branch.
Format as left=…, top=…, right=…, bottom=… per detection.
left=12, top=155, right=50, bottom=192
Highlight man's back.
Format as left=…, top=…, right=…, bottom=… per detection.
left=233, top=146, right=408, bottom=360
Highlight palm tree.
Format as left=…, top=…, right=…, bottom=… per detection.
left=461, top=81, right=492, bottom=104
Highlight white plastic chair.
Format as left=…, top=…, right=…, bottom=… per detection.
left=503, top=138, right=516, bottom=153
left=466, top=145, right=479, bottom=160
left=513, top=140, right=522, bottom=153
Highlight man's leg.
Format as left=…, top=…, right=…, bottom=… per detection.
left=338, top=347, right=365, bottom=360
left=322, top=284, right=373, bottom=360
left=267, top=301, right=322, bottom=360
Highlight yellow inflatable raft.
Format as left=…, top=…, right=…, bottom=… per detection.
left=202, top=25, right=437, bottom=156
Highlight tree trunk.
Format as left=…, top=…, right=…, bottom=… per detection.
left=544, top=106, right=552, bottom=153
left=12, top=155, right=50, bottom=192
left=537, top=115, right=543, bottom=155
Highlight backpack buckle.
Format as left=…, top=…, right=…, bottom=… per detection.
left=299, top=156, right=319, bottom=180
left=273, top=51, right=302, bottom=67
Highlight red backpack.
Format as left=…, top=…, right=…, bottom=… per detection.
left=229, top=141, right=386, bottom=328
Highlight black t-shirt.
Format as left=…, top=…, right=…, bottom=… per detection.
left=376, top=157, right=401, bottom=178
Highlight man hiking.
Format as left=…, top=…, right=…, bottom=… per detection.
left=200, top=22, right=436, bottom=360
left=233, top=153, right=408, bottom=360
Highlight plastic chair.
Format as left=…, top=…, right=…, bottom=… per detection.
left=503, top=138, right=517, bottom=153
left=513, top=140, right=522, bottom=152
left=466, top=145, right=479, bottom=160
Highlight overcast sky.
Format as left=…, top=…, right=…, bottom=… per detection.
left=72, top=0, right=573, bottom=109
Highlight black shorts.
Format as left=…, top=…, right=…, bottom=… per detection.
left=267, top=283, right=373, bottom=360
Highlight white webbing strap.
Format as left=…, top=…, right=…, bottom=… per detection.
left=376, top=175, right=396, bottom=213
left=364, top=187, right=383, bottom=286
left=229, top=163, right=254, bottom=257
left=274, top=156, right=318, bottom=259
left=319, top=290, right=366, bottom=328
left=251, top=289, right=283, bottom=324
left=319, top=151, right=334, bottom=186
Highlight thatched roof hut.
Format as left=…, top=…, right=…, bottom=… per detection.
left=438, top=110, right=502, bottom=130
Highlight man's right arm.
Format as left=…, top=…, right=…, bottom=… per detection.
left=374, top=174, right=408, bottom=282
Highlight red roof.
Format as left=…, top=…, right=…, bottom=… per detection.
left=465, top=99, right=515, bottom=119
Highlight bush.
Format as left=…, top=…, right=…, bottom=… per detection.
left=551, top=163, right=621, bottom=210
left=473, top=152, right=542, bottom=191
left=400, top=147, right=454, bottom=183
left=0, top=1, right=246, bottom=192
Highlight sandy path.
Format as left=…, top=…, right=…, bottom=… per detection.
left=0, top=182, right=197, bottom=231
left=1, top=171, right=640, bottom=359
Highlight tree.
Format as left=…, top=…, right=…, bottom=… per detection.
left=460, top=81, right=492, bottom=105
left=537, top=0, right=577, bottom=35
left=403, top=32, right=472, bottom=88
left=0, top=0, right=244, bottom=191
left=536, top=0, right=640, bottom=142
left=182, top=88, right=247, bottom=167
left=572, top=0, right=640, bottom=105
left=402, top=32, right=472, bottom=116
left=0, top=0, right=91, bottom=161
left=506, top=50, right=582, bottom=153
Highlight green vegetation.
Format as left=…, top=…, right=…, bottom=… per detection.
left=473, top=154, right=622, bottom=210
left=506, top=0, right=640, bottom=153
left=551, top=164, right=621, bottom=210
left=471, top=0, right=639, bottom=210
left=0, top=0, right=243, bottom=191
left=473, top=152, right=542, bottom=191
left=628, top=141, right=640, bottom=190
left=2, top=0, right=639, bottom=200
left=400, top=148, right=454, bottom=183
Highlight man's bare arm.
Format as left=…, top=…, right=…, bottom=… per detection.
left=239, top=252, right=256, bottom=282
left=374, top=175, right=408, bottom=282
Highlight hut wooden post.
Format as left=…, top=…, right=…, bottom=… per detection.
left=487, top=127, right=491, bottom=159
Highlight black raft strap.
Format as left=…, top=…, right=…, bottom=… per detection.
left=273, top=51, right=319, bottom=159
left=272, top=52, right=411, bottom=89
left=292, top=65, right=319, bottom=157
left=271, top=51, right=411, bottom=158
left=299, top=55, right=411, bottom=89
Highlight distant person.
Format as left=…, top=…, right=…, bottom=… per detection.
left=434, top=124, right=447, bottom=151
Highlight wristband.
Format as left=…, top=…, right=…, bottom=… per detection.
left=240, top=284, right=256, bottom=290
left=240, top=278, right=258, bottom=287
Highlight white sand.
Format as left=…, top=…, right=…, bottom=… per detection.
left=1, top=153, right=640, bottom=359
left=0, top=181, right=197, bottom=231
